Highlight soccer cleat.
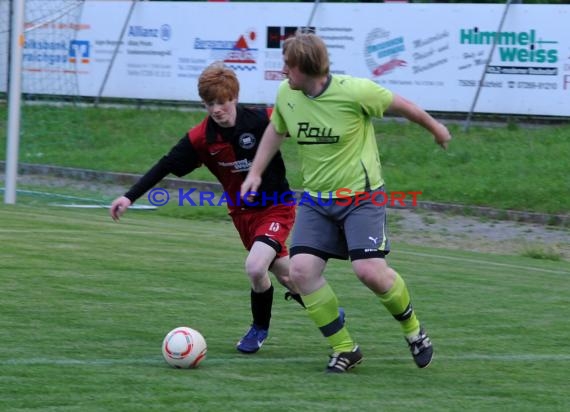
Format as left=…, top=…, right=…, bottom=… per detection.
left=326, top=345, right=363, bottom=373
left=236, top=324, right=268, bottom=354
left=406, top=327, right=433, bottom=368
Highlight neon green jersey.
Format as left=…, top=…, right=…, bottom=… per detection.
left=272, top=75, right=393, bottom=197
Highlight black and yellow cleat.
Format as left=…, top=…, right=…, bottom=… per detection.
left=406, top=326, right=433, bottom=368
left=326, top=345, right=363, bottom=373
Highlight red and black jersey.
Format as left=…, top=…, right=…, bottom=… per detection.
left=124, top=106, right=291, bottom=211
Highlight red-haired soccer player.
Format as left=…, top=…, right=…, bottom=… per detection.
left=111, top=63, right=312, bottom=354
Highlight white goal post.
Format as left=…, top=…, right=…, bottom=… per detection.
left=4, top=0, right=25, bottom=205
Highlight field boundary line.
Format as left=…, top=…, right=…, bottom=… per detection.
left=397, top=250, right=569, bottom=275
left=1, top=161, right=569, bottom=226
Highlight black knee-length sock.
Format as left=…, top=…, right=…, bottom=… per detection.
left=251, top=285, right=274, bottom=329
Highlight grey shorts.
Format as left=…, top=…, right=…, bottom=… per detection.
left=290, top=187, right=390, bottom=261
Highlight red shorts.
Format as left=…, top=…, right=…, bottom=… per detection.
left=230, top=204, right=295, bottom=258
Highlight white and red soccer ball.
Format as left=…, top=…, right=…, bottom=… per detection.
left=162, top=326, right=207, bottom=369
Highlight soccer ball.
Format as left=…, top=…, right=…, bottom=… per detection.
left=162, top=326, right=207, bottom=369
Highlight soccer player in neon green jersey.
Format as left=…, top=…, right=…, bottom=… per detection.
left=242, top=32, right=451, bottom=373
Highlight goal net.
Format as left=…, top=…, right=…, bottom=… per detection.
left=1, top=0, right=96, bottom=204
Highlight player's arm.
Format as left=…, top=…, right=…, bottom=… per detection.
left=110, top=135, right=200, bottom=221
left=109, top=160, right=170, bottom=221
left=241, top=123, right=287, bottom=198
left=387, top=93, right=452, bottom=149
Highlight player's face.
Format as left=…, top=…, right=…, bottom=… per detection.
left=204, top=99, right=237, bottom=128
left=282, top=59, right=307, bottom=91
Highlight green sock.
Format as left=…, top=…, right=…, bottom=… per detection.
left=303, top=283, right=354, bottom=352
left=378, top=272, right=420, bottom=338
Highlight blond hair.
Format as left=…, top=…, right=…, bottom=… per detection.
left=282, top=32, right=329, bottom=76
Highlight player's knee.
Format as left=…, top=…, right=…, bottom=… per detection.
left=289, top=263, right=312, bottom=285
left=353, top=259, right=394, bottom=284
left=274, top=273, right=293, bottom=289
left=245, top=259, right=269, bottom=282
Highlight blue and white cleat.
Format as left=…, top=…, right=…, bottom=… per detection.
left=236, top=324, right=269, bottom=354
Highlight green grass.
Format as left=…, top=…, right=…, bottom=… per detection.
left=1, top=103, right=569, bottom=214
left=1, top=204, right=569, bottom=412
left=520, top=244, right=563, bottom=261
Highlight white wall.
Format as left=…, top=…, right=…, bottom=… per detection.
left=4, top=1, right=570, bottom=116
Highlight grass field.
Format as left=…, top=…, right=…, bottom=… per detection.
left=1, top=204, right=569, bottom=412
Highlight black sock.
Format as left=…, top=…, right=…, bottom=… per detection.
left=285, top=291, right=306, bottom=308
left=251, top=285, right=273, bottom=330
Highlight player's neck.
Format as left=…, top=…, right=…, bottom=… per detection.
left=304, top=74, right=331, bottom=98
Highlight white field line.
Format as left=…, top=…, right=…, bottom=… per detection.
left=0, top=229, right=224, bottom=241
left=0, top=229, right=192, bottom=236
left=48, top=204, right=157, bottom=210
left=2, top=353, right=569, bottom=366
left=396, top=250, right=569, bottom=275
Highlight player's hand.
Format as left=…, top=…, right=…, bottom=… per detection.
left=110, top=196, right=132, bottom=221
left=240, top=174, right=262, bottom=203
left=433, top=122, right=452, bottom=150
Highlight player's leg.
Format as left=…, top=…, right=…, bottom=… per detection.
left=269, top=255, right=305, bottom=307
left=351, top=258, right=433, bottom=367
left=234, top=205, right=294, bottom=353
left=290, top=202, right=360, bottom=372
left=236, top=241, right=277, bottom=353
left=345, top=187, right=433, bottom=368
left=252, top=204, right=305, bottom=306
left=230, top=211, right=275, bottom=353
